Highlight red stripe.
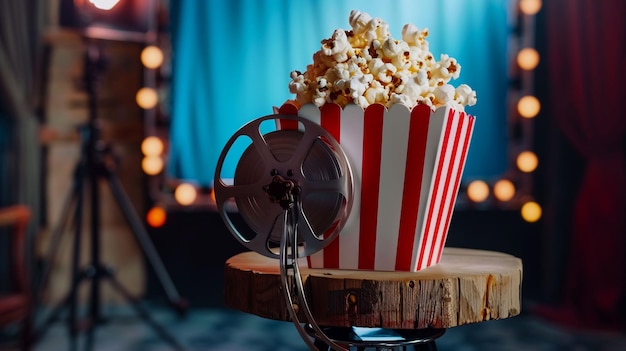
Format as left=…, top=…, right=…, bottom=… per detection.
left=435, top=114, right=475, bottom=263
left=278, top=103, right=299, bottom=130
left=320, top=103, right=341, bottom=140
left=320, top=103, right=342, bottom=268
left=395, top=104, right=431, bottom=270
left=427, top=110, right=463, bottom=266
left=359, top=104, right=385, bottom=270
left=416, top=108, right=455, bottom=270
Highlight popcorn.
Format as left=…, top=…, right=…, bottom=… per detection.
left=289, top=10, right=477, bottom=111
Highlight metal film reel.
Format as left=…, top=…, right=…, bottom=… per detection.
left=216, top=114, right=447, bottom=350
left=214, top=114, right=353, bottom=259
left=215, top=114, right=354, bottom=351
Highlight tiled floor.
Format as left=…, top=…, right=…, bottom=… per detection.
left=6, top=304, right=622, bottom=351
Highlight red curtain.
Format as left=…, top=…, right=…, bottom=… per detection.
left=542, top=0, right=626, bottom=330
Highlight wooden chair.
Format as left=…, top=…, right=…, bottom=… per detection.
left=0, top=205, right=33, bottom=350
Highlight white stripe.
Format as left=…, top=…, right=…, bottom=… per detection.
left=299, top=104, right=321, bottom=126
left=428, top=110, right=464, bottom=266
left=414, top=106, right=448, bottom=270
left=424, top=108, right=458, bottom=268
left=435, top=114, right=475, bottom=264
left=374, top=105, right=411, bottom=271
left=338, top=104, right=364, bottom=269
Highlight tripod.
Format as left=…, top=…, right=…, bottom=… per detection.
left=36, top=39, right=187, bottom=351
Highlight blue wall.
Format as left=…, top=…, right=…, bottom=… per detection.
left=169, top=0, right=510, bottom=186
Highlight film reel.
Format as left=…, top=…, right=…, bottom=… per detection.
left=214, top=114, right=353, bottom=259
left=215, top=114, right=354, bottom=351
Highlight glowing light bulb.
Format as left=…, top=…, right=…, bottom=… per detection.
left=175, top=183, right=197, bottom=206
left=136, top=87, right=158, bottom=109
left=517, top=48, right=540, bottom=71
left=141, top=45, right=164, bottom=69
left=494, top=179, right=516, bottom=202
left=146, top=206, right=167, bottom=228
left=141, top=136, right=164, bottom=156
left=467, top=180, right=490, bottom=203
left=517, top=151, right=538, bottom=173
left=521, top=201, right=542, bottom=222
left=517, top=95, right=541, bottom=118
left=520, top=0, right=542, bottom=15
left=210, top=188, right=216, bottom=203
left=89, top=0, right=120, bottom=10
left=141, top=156, right=164, bottom=175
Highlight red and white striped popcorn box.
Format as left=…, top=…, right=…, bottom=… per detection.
left=276, top=102, right=475, bottom=272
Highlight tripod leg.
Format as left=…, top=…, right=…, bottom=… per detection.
left=34, top=164, right=79, bottom=342
left=103, top=169, right=186, bottom=313
left=37, top=157, right=82, bottom=301
left=34, top=290, right=73, bottom=342
left=104, top=270, right=187, bottom=351
left=68, top=159, right=87, bottom=351
left=85, top=160, right=103, bottom=351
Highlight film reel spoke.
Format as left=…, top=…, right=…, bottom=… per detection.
left=294, top=204, right=324, bottom=249
left=289, top=124, right=322, bottom=169
left=247, top=211, right=283, bottom=257
left=215, top=181, right=266, bottom=203
left=246, top=123, right=279, bottom=167
left=300, top=177, right=350, bottom=199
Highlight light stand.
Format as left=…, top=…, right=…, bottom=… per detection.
left=36, top=37, right=187, bottom=351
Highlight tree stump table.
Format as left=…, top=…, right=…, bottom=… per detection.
left=224, top=247, right=523, bottom=350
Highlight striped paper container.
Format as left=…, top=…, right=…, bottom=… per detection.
left=277, top=102, right=475, bottom=272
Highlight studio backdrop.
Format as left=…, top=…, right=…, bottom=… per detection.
left=168, top=0, right=510, bottom=186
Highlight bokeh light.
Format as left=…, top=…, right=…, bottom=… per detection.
left=521, top=201, right=542, bottom=222
left=141, top=136, right=164, bottom=157
left=494, top=179, right=516, bottom=202
left=141, top=45, right=164, bottom=69
left=142, top=156, right=164, bottom=175
left=467, top=180, right=490, bottom=203
left=136, top=87, right=158, bottom=109
left=90, top=0, right=120, bottom=11
left=146, top=206, right=167, bottom=227
left=517, top=151, right=538, bottom=173
left=517, top=48, right=540, bottom=71
left=174, top=183, right=197, bottom=206
left=519, top=0, right=542, bottom=15
left=517, top=95, right=541, bottom=118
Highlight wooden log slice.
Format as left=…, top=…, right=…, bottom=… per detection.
left=224, top=247, right=522, bottom=329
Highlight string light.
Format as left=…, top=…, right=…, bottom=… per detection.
left=467, top=180, right=490, bottom=203
left=517, top=151, right=538, bottom=173
left=141, top=136, right=164, bottom=157
left=517, top=95, right=541, bottom=118
left=521, top=201, right=542, bottom=222
left=146, top=206, right=167, bottom=227
left=141, top=45, right=164, bottom=69
left=493, top=179, right=516, bottom=202
left=142, top=156, right=164, bottom=175
left=210, top=188, right=216, bottom=203
left=136, top=87, right=158, bottom=109
left=519, top=0, right=542, bottom=15
left=517, top=48, right=540, bottom=71
left=174, top=183, right=197, bottom=206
